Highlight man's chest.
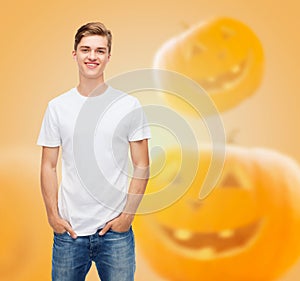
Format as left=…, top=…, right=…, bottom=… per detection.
left=58, top=101, right=133, bottom=146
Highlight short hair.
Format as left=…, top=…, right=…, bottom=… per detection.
left=74, top=22, right=112, bottom=53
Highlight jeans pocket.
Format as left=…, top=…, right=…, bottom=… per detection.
left=109, top=226, right=132, bottom=234
left=54, top=231, right=68, bottom=236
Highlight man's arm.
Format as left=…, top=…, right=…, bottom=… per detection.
left=99, top=139, right=149, bottom=235
left=40, top=146, right=77, bottom=238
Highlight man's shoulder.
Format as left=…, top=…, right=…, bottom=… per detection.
left=48, top=88, right=77, bottom=107
left=109, top=86, right=140, bottom=106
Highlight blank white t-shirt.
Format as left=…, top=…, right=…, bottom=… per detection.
left=37, top=86, right=151, bottom=236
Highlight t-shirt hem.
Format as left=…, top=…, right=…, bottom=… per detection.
left=74, top=225, right=106, bottom=237
left=129, top=134, right=151, bottom=142
left=37, top=141, right=61, bottom=147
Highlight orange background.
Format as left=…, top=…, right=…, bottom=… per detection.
left=1, top=0, right=300, bottom=280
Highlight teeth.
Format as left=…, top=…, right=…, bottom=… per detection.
left=223, top=82, right=233, bottom=90
left=231, top=64, right=241, bottom=74
left=174, top=229, right=192, bottom=241
left=218, top=229, right=234, bottom=238
left=197, top=247, right=216, bottom=259
left=207, top=76, right=216, bottom=83
left=173, top=228, right=234, bottom=241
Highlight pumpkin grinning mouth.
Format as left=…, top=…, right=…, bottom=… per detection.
left=159, top=219, right=262, bottom=259
left=196, top=59, right=248, bottom=93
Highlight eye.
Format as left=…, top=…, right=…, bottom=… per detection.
left=187, top=199, right=203, bottom=211
left=97, top=49, right=105, bottom=54
left=186, top=43, right=206, bottom=60
left=192, top=43, right=206, bottom=55
left=172, top=175, right=184, bottom=185
left=218, top=166, right=252, bottom=190
left=81, top=48, right=89, bottom=53
left=220, top=26, right=235, bottom=39
left=219, top=172, right=241, bottom=188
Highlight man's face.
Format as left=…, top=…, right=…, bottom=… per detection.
left=72, top=35, right=110, bottom=81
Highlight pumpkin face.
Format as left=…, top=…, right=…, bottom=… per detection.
left=134, top=146, right=300, bottom=281
left=0, top=155, right=52, bottom=281
left=153, top=17, right=264, bottom=114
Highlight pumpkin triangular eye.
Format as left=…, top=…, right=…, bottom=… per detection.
left=185, top=43, right=206, bottom=60
left=187, top=198, right=203, bottom=211
left=220, top=26, right=235, bottom=39
left=220, top=172, right=241, bottom=188
left=218, top=164, right=252, bottom=190
left=192, top=43, right=206, bottom=55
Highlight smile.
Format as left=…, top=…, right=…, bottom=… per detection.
left=157, top=219, right=262, bottom=260
left=85, top=62, right=99, bottom=68
left=197, top=58, right=248, bottom=93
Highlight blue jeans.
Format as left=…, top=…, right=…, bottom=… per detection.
left=52, top=227, right=135, bottom=281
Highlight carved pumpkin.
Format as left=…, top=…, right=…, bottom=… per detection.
left=135, top=145, right=300, bottom=281
left=0, top=154, right=52, bottom=281
left=153, top=17, right=264, bottom=114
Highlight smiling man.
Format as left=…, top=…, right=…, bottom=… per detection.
left=37, top=22, right=151, bottom=281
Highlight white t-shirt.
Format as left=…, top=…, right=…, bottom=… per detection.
left=37, top=86, right=151, bottom=236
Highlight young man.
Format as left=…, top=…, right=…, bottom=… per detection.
left=37, top=22, right=151, bottom=281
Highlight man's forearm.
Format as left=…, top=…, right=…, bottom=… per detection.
left=40, top=155, right=77, bottom=238
left=122, top=165, right=149, bottom=215
left=41, top=165, right=60, bottom=221
left=99, top=139, right=150, bottom=235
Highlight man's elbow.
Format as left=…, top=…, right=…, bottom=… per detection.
left=132, top=162, right=149, bottom=179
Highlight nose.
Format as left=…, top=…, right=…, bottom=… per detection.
left=218, top=48, right=228, bottom=60
left=88, top=50, right=96, bottom=60
left=187, top=199, right=204, bottom=211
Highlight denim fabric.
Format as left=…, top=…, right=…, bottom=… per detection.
left=52, top=227, right=135, bottom=281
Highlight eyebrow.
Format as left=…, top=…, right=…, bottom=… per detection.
left=79, top=46, right=107, bottom=50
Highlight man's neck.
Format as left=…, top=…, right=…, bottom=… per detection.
left=77, top=77, right=108, bottom=97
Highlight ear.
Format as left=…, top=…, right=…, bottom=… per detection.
left=72, top=50, right=77, bottom=61
left=108, top=53, right=111, bottom=61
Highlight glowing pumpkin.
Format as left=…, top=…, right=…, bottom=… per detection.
left=0, top=154, right=52, bottom=281
left=153, top=17, right=264, bottom=114
left=134, top=145, right=300, bottom=281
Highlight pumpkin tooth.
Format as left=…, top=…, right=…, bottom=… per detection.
left=174, top=229, right=192, bottom=241
left=231, top=64, right=241, bottom=74
left=197, top=247, right=216, bottom=259
left=223, top=82, right=233, bottom=90
left=218, top=229, right=234, bottom=238
left=206, top=76, right=216, bottom=83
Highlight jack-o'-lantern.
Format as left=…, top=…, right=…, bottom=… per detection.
left=153, top=17, right=264, bottom=114
left=0, top=153, right=52, bottom=281
left=134, top=145, right=300, bottom=281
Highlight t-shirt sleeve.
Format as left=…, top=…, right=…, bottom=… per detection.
left=37, top=103, right=61, bottom=147
left=128, top=99, right=151, bottom=142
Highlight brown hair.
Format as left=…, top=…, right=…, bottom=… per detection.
left=74, top=22, right=112, bottom=53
